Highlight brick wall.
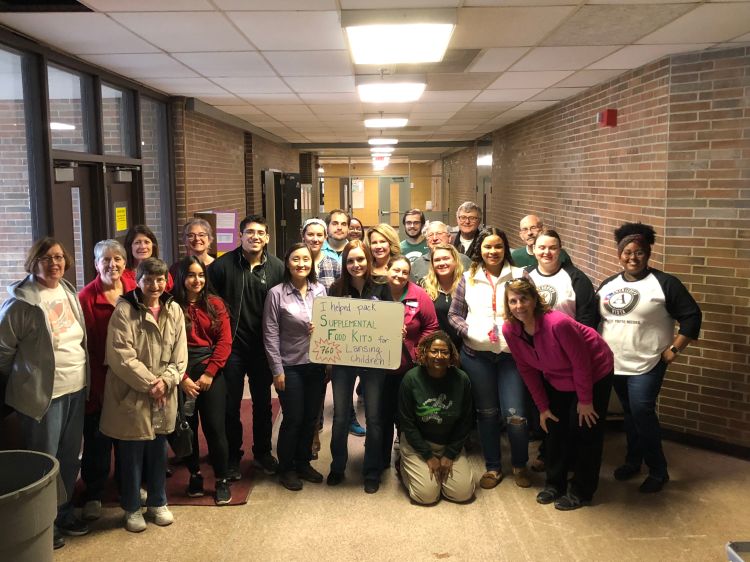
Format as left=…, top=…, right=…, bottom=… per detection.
left=246, top=134, right=300, bottom=214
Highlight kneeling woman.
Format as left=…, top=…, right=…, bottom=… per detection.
left=101, top=258, right=187, bottom=532
left=398, top=332, right=475, bottom=505
left=502, top=279, right=613, bottom=510
left=263, top=243, right=327, bottom=491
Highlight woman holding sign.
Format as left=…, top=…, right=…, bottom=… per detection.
left=263, top=243, right=327, bottom=492
left=326, top=240, right=389, bottom=493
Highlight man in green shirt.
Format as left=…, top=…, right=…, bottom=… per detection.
left=511, top=214, right=571, bottom=267
left=400, top=209, right=429, bottom=263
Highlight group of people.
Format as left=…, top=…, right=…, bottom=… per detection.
left=0, top=201, right=702, bottom=549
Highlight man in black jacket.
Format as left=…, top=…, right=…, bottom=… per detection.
left=452, top=201, right=483, bottom=257
left=209, top=214, right=284, bottom=480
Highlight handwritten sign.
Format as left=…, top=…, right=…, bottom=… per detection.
left=114, top=205, right=128, bottom=233
left=309, top=297, right=404, bottom=370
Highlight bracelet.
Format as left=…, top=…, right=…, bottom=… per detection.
left=669, top=345, right=680, bottom=355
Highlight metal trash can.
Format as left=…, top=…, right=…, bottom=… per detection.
left=0, top=450, right=60, bottom=562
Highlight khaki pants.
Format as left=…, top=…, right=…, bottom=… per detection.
left=400, top=433, right=475, bottom=505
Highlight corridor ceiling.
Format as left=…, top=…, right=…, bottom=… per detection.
left=1, top=0, right=749, bottom=158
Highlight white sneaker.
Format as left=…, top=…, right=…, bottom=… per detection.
left=124, top=510, right=146, bottom=533
left=146, top=505, right=174, bottom=526
left=82, top=500, right=102, bottom=521
left=139, top=487, right=148, bottom=506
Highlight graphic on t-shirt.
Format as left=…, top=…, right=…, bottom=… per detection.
left=43, top=296, right=76, bottom=344
left=536, top=284, right=557, bottom=308
left=602, top=287, right=640, bottom=316
left=404, top=250, right=423, bottom=263
left=416, top=393, right=453, bottom=423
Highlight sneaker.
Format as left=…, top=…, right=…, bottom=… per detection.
left=146, top=505, right=174, bottom=526
left=613, top=463, right=640, bottom=481
left=57, top=517, right=90, bottom=537
left=187, top=473, right=205, bottom=497
left=279, top=470, right=303, bottom=491
left=226, top=461, right=242, bottom=482
left=215, top=479, right=232, bottom=505
left=53, top=528, right=65, bottom=549
left=326, top=472, right=344, bottom=486
left=512, top=466, right=532, bottom=488
left=349, top=421, right=366, bottom=437
left=139, top=487, right=148, bottom=506
left=554, top=493, right=590, bottom=511
left=82, top=500, right=102, bottom=521
left=253, top=453, right=279, bottom=475
left=536, top=487, right=562, bottom=505
left=124, top=510, right=147, bottom=533
left=297, top=464, right=324, bottom=484
left=639, top=474, right=669, bottom=494
left=364, top=479, right=380, bottom=494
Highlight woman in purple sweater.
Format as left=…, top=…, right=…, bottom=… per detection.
left=502, top=278, right=614, bottom=511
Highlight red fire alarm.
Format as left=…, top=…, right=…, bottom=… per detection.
left=597, top=108, right=617, bottom=127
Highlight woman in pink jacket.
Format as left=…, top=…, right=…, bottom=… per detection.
left=502, top=278, right=613, bottom=511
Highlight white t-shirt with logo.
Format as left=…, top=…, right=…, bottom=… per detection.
left=38, top=283, right=87, bottom=398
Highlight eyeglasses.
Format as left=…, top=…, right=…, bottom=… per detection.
left=622, top=250, right=647, bottom=258
left=187, top=233, right=208, bottom=240
left=520, top=225, right=542, bottom=233
left=426, top=231, right=449, bottom=239
left=39, top=255, right=65, bottom=264
left=243, top=229, right=267, bottom=237
left=458, top=215, right=480, bottom=223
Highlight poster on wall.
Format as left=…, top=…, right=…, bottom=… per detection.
left=114, top=202, right=128, bottom=234
left=352, top=178, right=365, bottom=209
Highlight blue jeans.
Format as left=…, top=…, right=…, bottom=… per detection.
left=276, top=363, right=327, bottom=473
left=460, top=349, right=529, bottom=471
left=330, top=366, right=385, bottom=481
left=613, top=361, right=669, bottom=479
left=118, top=435, right=168, bottom=512
left=18, top=388, right=85, bottom=525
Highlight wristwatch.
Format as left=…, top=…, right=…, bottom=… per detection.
left=669, top=345, right=680, bottom=355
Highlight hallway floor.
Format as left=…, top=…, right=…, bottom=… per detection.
left=55, top=389, right=749, bottom=562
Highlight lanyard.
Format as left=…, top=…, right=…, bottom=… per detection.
left=484, top=269, right=501, bottom=319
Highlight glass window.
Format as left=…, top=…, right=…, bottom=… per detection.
left=47, top=65, right=92, bottom=152
left=140, top=97, right=173, bottom=263
left=102, top=83, right=135, bottom=156
left=0, top=47, right=34, bottom=305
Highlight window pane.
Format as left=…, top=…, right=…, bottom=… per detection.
left=102, top=83, right=135, bottom=156
left=47, top=65, right=90, bottom=152
left=0, top=47, right=34, bottom=305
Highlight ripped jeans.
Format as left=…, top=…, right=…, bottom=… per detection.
left=460, top=349, right=529, bottom=472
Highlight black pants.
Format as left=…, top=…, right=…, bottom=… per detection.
left=81, top=410, right=117, bottom=500
left=185, top=367, right=229, bottom=480
left=223, top=350, right=273, bottom=462
left=544, top=372, right=613, bottom=501
left=381, top=372, right=405, bottom=468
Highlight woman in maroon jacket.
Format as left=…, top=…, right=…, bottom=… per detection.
left=78, top=239, right=135, bottom=521
left=382, top=255, right=439, bottom=469
left=172, top=256, right=233, bottom=505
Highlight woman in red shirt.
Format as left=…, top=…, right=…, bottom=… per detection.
left=172, top=256, right=233, bottom=505
left=123, top=225, right=174, bottom=292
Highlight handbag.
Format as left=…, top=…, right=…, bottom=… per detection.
left=167, top=389, right=194, bottom=458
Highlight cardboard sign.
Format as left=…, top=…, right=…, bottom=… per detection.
left=309, top=297, right=404, bottom=370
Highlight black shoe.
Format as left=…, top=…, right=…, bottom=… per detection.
left=57, top=517, right=90, bottom=537
left=279, top=470, right=303, bottom=491
left=613, top=463, right=640, bottom=481
left=639, top=474, right=669, bottom=494
left=53, top=528, right=65, bottom=550
left=536, top=487, right=562, bottom=505
left=187, top=473, right=205, bottom=497
left=554, top=493, right=590, bottom=511
left=227, top=461, right=242, bottom=482
left=215, top=479, right=232, bottom=505
left=297, top=464, right=324, bottom=484
left=364, top=479, right=380, bottom=494
left=253, top=453, right=279, bottom=475
left=326, top=472, right=344, bottom=486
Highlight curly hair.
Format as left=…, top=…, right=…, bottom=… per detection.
left=416, top=330, right=460, bottom=368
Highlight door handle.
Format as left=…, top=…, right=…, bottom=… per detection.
left=380, top=210, right=400, bottom=216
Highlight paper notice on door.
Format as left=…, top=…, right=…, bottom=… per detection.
left=115, top=205, right=128, bottom=233
left=215, top=212, right=235, bottom=231
left=217, top=233, right=234, bottom=244
left=352, top=179, right=365, bottom=209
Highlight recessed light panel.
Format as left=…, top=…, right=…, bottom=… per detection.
left=357, top=82, right=425, bottom=103
left=364, top=117, right=408, bottom=128
left=346, top=23, right=454, bottom=65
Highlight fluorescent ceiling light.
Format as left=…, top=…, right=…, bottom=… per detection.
left=368, top=137, right=398, bottom=146
left=357, top=82, right=425, bottom=103
left=477, top=154, right=493, bottom=166
left=50, top=122, right=75, bottom=131
left=364, top=117, right=408, bottom=129
left=346, top=24, right=454, bottom=65
left=371, top=147, right=395, bottom=154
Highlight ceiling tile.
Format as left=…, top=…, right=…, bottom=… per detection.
left=410, top=102, right=467, bottom=113
left=240, top=94, right=301, bottom=104
left=260, top=104, right=314, bottom=115
left=408, top=118, right=449, bottom=126
left=513, top=100, right=558, bottom=111
left=420, top=90, right=481, bottom=102
left=588, top=44, right=716, bottom=70
left=510, top=46, right=621, bottom=71
left=300, top=93, right=361, bottom=104
left=637, top=4, right=750, bottom=44
left=228, top=11, right=346, bottom=50
left=111, top=12, right=252, bottom=51
left=542, top=4, right=696, bottom=46
left=440, top=124, right=480, bottom=131
left=139, top=77, right=227, bottom=95
left=555, top=69, right=623, bottom=87
left=465, top=0, right=577, bottom=4
left=407, top=111, right=458, bottom=119
left=173, top=52, right=276, bottom=77
left=265, top=51, right=352, bottom=76
left=474, top=88, right=542, bottom=102
left=488, top=70, right=573, bottom=89
left=468, top=47, right=530, bottom=72
left=80, top=54, right=197, bottom=78
left=730, top=32, right=750, bottom=42
left=341, top=0, right=460, bottom=7
left=588, top=0, right=688, bottom=4
left=213, top=103, right=264, bottom=113
left=84, top=0, right=213, bottom=10
left=213, top=77, right=291, bottom=94
left=460, top=101, right=518, bottom=113
left=427, top=73, right=500, bottom=90
left=531, top=87, right=587, bottom=101
left=285, top=76, right=355, bottom=93
left=309, top=103, right=363, bottom=113
left=451, top=7, right=576, bottom=48
left=316, top=113, right=363, bottom=121
left=0, top=14, right=159, bottom=54
left=215, top=0, right=336, bottom=8
left=361, top=103, right=414, bottom=113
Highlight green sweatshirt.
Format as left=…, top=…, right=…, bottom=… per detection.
left=398, top=365, right=473, bottom=461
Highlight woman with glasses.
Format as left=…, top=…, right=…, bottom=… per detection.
left=503, top=278, right=614, bottom=510
left=448, top=227, right=531, bottom=490
left=0, top=238, right=90, bottom=548
left=183, top=218, right=215, bottom=267
left=123, top=224, right=174, bottom=292
left=348, top=217, right=364, bottom=241
left=597, top=223, right=701, bottom=494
